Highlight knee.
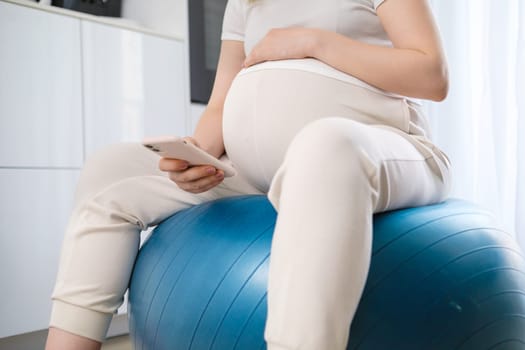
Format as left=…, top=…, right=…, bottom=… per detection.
left=286, top=117, right=372, bottom=167
left=269, top=118, right=380, bottom=209
left=83, top=143, right=145, bottom=172
left=75, top=143, right=156, bottom=205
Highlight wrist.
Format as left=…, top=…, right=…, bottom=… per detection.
left=308, top=28, right=327, bottom=59
left=191, top=135, right=224, bottom=159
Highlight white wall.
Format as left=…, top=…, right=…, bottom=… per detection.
left=122, top=0, right=188, bottom=39
left=122, top=0, right=207, bottom=134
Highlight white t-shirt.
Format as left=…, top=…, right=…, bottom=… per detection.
left=221, top=0, right=412, bottom=99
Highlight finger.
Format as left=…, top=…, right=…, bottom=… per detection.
left=159, top=158, right=189, bottom=172
left=170, top=165, right=217, bottom=183
left=177, top=172, right=225, bottom=193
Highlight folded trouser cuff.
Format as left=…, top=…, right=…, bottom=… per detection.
left=49, top=300, right=113, bottom=342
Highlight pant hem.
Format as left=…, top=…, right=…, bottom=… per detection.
left=49, top=300, right=113, bottom=342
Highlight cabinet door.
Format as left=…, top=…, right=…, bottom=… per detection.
left=0, top=169, right=80, bottom=337
left=0, top=2, right=83, bottom=168
left=81, top=21, right=189, bottom=156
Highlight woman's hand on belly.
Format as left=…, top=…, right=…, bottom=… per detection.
left=158, top=138, right=225, bottom=194
left=244, top=27, right=319, bottom=67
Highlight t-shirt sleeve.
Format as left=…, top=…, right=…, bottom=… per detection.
left=373, top=0, right=387, bottom=10
left=221, top=0, right=245, bottom=41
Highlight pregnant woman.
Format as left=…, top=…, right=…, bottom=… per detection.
left=45, top=0, right=451, bottom=349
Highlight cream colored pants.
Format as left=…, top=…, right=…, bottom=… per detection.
left=50, top=69, right=451, bottom=350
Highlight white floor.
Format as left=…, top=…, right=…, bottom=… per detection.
left=102, top=335, right=132, bottom=350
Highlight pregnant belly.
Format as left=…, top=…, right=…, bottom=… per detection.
left=222, top=67, right=410, bottom=192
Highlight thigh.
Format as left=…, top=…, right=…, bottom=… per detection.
left=267, top=117, right=451, bottom=214
left=73, top=143, right=262, bottom=226
left=355, top=124, right=451, bottom=213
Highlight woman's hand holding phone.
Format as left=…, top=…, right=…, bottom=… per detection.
left=152, top=137, right=227, bottom=194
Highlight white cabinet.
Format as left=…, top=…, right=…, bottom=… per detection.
left=190, top=103, right=207, bottom=134
left=0, top=1, right=83, bottom=168
left=82, top=21, right=188, bottom=155
left=0, top=169, right=80, bottom=338
left=0, top=0, right=189, bottom=338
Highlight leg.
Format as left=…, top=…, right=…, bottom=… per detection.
left=264, top=118, right=450, bottom=350
left=46, top=328, right=101, bottom=350
left=46, top=143, right=260, bottom=349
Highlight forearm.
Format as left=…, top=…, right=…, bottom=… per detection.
left=311, top=29, right=448, bottom=101
left=192, top=106, right=225, bottom=159
left=190, top=41, right=244, bottom=159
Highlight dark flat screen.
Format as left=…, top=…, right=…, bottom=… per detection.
left=189, top=0, right=229, bottom=104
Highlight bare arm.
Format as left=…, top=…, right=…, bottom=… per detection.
left=159, top=40, right=245, bottom=193
left=244, top=0, right=448, bottom=101
left=192, top=40, right=246, bottom=158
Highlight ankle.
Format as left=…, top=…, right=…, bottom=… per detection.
left=45, top=327, right=102, bottom=350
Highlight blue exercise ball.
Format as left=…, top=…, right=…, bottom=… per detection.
left=128, top=195, right=525, bottom=350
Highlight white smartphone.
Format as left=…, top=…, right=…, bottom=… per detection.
left=142, top=136, right=236, bottom=177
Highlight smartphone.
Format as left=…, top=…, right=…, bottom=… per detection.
left=142, top=136, right=236, bottom=177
